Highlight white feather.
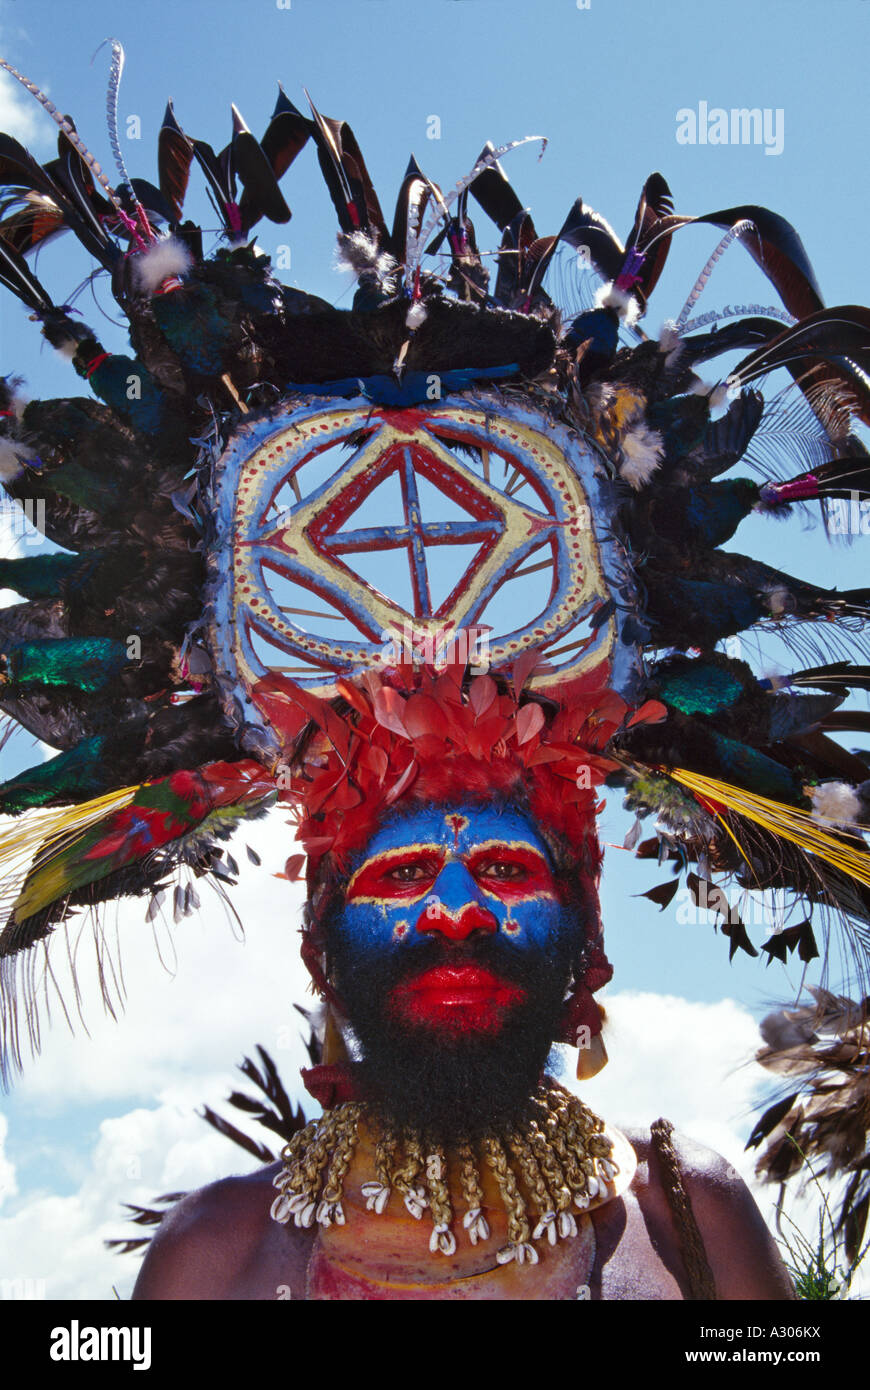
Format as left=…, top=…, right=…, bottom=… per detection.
left=657, top=322, right=685, bottom=370
left=686, top=378, right=728, bottom=409
left=5, top=384, right=28, bottom=421
left=131, top=237, right=194, bottom=295
left=809, top=782, right=863, bottom=826
left=594, top=281, right=641, bottom=326
left=53, top=335, right=79, bottom=360
left=759, top=1007, right=817, bottom=1051
left=335, top=230, right=397, bottom=284
left=0, top=381, right=30, bottom=480
left=619, top=422, right=664, bottom=490
left=658, top=323, right=681, bottom=353
left=764, top=585, right=792, bottom=618
left=587, top=383, right=617, bottom=413
left=405, top=301, right=428, bottom=331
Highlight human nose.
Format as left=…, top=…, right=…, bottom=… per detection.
left=414, top=860, right=498, bottom=940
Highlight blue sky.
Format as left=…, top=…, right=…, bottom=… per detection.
left=0, top=0, right=868, bottom=1298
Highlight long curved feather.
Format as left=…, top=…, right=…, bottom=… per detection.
left=406, top=135, right=547, bottom=287
left=0, top=56, right=131, bottom=226
left=670, top=767, right=870, bottom=889
left=641, top=203, right=824, bottom=322
left=92, top=40, right=136, bottom=209
left=625, top=172, right=674, bottom=303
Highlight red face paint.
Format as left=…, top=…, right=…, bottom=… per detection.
left=345, top=842, right=556, bottom=905
left=445, top=812, right=469, bottom=848
left=464, top=845, right=557, bottom=903
left=414, top=900, right=498, bottom=940
left=389, top=965, right=526, bottom=1033
left=346, top=846, right=447, bottom=902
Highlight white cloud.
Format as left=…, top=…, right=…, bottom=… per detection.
left=574, top=990, right=765, bottom=1166
left=0, top=1115, right=18, bottom=1210
left=564, top=991, right=783, bottom=1249
left=0, top=58, right=44, bottom=149
left=0, top=814, right=861, bottom=1300
left=568, top=990, right=865, bottom=1299
left=0, top=807, right=316, bottom=1299
left=2, top=962, right=861, bottom=1299
left=2, top=809, right=312, bottom=1099
left=0, top=1098, right=243, bottom=1300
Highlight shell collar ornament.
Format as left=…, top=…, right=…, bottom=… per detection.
left=270, top=1079, right=637, bottom=1270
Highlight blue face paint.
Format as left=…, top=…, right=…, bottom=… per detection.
left=338, top=803, right=573, bottom=967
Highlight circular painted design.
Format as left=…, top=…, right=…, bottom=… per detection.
left=207, top=391, right=634, bottom=749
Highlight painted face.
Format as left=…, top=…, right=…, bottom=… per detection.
left=336, top=803, right=573, bottom=1034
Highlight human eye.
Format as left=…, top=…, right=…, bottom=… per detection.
left=387, top=862, right=431, bottom=883
left=469, top=845, right=554, bottom=893
left=347, top=849, right=445, bottom=900
left=476, top=858, right=527, bottom=881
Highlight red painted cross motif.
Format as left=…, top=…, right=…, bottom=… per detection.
left=303, top=440, right=511, bottom=620
left=445, top=812, right=470, bottom=848
left=213, top=395, right=621, bottom=720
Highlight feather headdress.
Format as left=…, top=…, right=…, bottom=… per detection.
left=0, top=50, right=869, bottom=1124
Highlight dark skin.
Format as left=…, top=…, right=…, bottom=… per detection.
left=132, top=1127, right=795, bottom=1301
left=133, top=824, right=795, bottom=1301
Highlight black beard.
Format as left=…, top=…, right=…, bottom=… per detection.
left=326, top=927, right=574, bottom=1142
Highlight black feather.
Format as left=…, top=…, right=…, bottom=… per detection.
left=468, top=141, right=525, bottom=231
left=642, top=203, right=824, bottom=321
left=157, top=101, right=194, bottom=223
left=625, top=172, right=674, bottom=304
left=304, top=93, right=386, bottom=240
left=390, top=155, right=434, bottom=266
left=230, top=105, right=291, bottom=233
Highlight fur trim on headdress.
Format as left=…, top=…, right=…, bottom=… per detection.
left=594, top=281, right=641, bottom=326
left=335, top=230, right=400, bottom=299
left=131, top=237, right=194, bottom=295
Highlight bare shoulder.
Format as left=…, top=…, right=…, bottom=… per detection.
left=132, top=1163, right=285, bottom=1301
left=625, top=1124, right=796, bottom=1301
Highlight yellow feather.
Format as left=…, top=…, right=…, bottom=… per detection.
left=670, top=768, right=870, bottom=890
left=0, top=786, right=139, bottom=923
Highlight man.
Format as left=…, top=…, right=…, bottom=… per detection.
left=132, top=788, right=794, bottom=1300
left=0, top=57, right=864, bottom=1303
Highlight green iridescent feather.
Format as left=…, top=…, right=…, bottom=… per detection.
left=0, top=736, right=108, bottom=812
left=0, top=553, right=97, bottom=599
left=654, top=662, right=745, bottom=716
left=1, top=637, right=131, bottom=690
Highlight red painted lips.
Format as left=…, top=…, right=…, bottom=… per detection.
left=390, top=965, right=525, bottom=1032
